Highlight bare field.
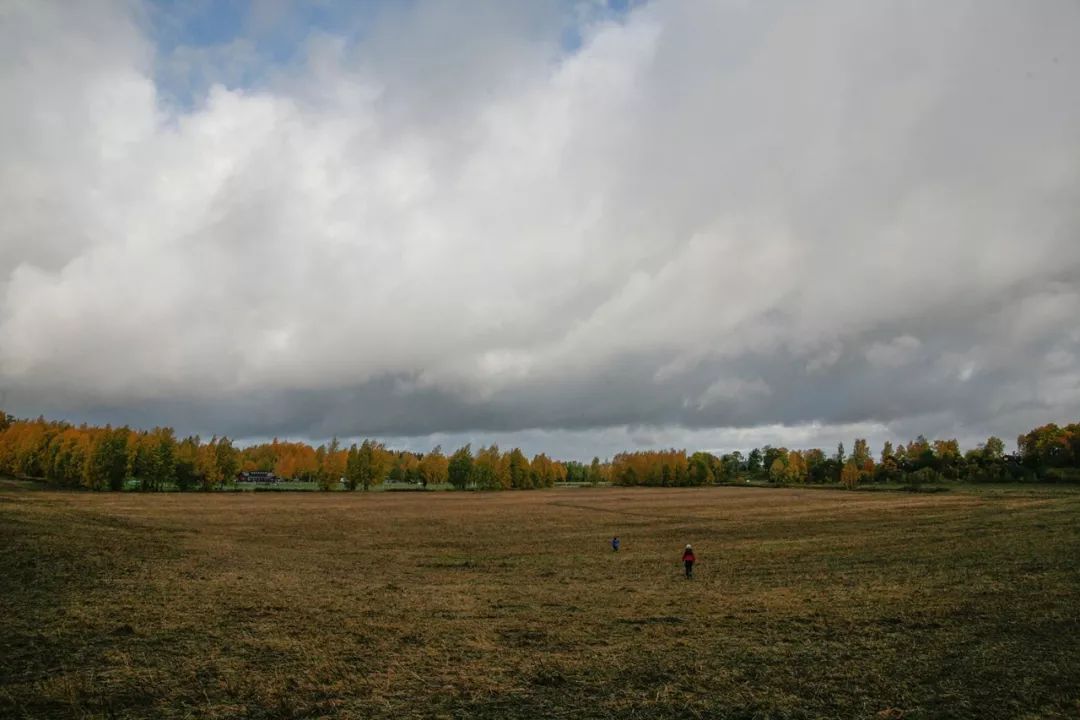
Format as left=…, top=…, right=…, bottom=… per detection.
left=2, top=481, right=1079, bottom=719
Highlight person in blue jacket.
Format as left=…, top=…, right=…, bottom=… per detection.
left=611, top=536, right=621, bottom=552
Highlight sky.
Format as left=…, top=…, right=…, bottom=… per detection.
left=1, top=0, right=1079, bottom=461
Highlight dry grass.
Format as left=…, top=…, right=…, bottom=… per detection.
left=2, top=480, right=1079, bottom=719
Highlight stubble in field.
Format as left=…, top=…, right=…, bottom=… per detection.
left=2, top=482, right=1079, bottom=719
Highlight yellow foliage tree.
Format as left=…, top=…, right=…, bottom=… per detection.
left=840, top=461, right=861, bottom=490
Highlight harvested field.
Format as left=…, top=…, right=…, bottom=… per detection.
left=2, top=480, right=1079, bottom=719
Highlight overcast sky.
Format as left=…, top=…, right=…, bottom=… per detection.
left=2, top=0, right=1079, bottom=460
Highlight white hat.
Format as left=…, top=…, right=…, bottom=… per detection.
left=685, top=544, right=692, bottom=549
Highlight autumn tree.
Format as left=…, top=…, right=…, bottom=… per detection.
left=589, top=456, right=603, bottom=485
left=875, top=440, right=902, bottom=483
left=688, top=451, right=722, bottom=485
left=48, top=427, right=91, bottom=487
left=609, top=450, right=689, bottom=487
left=720, top=452, right=744, bottom=480
left=196, top=437, right=224, bottom=490
left=983, top=436, right=1005, bottom=461
left=893, top=443, right=908, bottom=467
left=119, top=428, right=175, bottom=491
left=785, top=450, right=807, bottom=483
left=215, top=436, right=240, bottom=486
left=87, top=426, right=129, bottom=491
left=803, top=448, right=828, bottom=483
left=388, top=452, right=421, bottom=484
left=245, top=440, right=312, bottom=481
left=530, top=453, right=561, bottom=487
left=907, top=435, right=933, bottom=470
left=769, top=457, right=787, bottom=484
left=448, top=444, right=474, bottom=489
left=175, top=435, right=200, bottom=491
left=313, top=437, right=346, bottom=490
left=344, top=444, right=361, bottom=490
left=933, top=439, right=961, bottom=479
left=418, top=445, right=449, bottom=487
left=763, top=446, right=785, bottom=474
left=507, top=448, right=531, bottom=489
left=852, top=438, right=871, bottom=466
left=840, top=460, right=860, bottom=490
left=352, top=439, right=388, bottom=491
left=852, top=438, right=875, bottom=480
left=473, top=444, right=502, bottom=490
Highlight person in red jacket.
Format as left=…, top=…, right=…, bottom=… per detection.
left=682, top=544, right=696, bottom=579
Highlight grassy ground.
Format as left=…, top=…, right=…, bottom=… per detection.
left=1, top=479, right=1078, bottom=719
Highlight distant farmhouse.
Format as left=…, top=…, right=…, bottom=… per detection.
left=237, top=471, right=280, bottom=483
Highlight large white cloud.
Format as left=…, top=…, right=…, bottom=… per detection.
left=1, top=0, right=1079, bottom=456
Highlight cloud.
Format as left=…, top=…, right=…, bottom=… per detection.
left=694, top=377, right=771, bottom=410
left=865, top=336, right=922, bottom=369
left=1, top=0, right=1079, bottom=457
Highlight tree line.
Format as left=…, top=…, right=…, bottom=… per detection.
left=0, top=411, right=606, bottom=491
left=0, top=410, right=1077, bottom=490
left=608, top=424, right=1080, bottom=487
